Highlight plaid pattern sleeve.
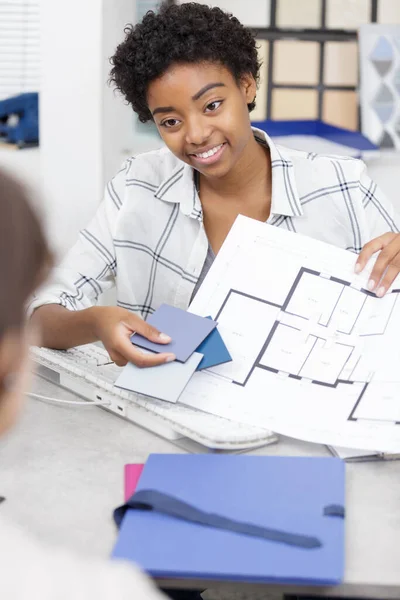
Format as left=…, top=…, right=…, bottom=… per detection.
left=28, top=160, right=130, bottom=314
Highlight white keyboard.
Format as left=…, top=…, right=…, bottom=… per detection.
left=31, top=344, right=277, bottom=452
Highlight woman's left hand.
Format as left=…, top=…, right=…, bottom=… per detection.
left=355, top=232, right=400, bottom=297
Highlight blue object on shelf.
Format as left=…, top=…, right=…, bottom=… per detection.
left=252, top=119, right=377, bottom=153
left=0, top=92, right=39, bottom=147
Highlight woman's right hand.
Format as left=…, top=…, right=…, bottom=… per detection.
left=90, top=306, right=175, bottom=367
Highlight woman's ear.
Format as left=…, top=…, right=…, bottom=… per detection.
left=240, top=73, right=257, bottom=104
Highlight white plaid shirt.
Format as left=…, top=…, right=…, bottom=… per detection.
left=31, top=128, right=400, bottom=319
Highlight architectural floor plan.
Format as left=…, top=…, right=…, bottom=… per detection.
left=183, top=216, right=400, bottom=452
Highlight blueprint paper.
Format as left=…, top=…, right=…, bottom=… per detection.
left=328, top=446, right=381, bottom=461
left=114, top=351, right=203, bottom=403
left=195, top=317, right=232, bottom=371
left=131, top=304, right=216, bottom=362
left=181, top=215, right=400, bottom=453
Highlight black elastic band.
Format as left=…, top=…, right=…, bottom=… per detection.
left=324, top=504, right=345, bottom=518
left=114, top=489, right=331, bottom=549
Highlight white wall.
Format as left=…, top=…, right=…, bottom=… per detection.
left=102, top=0, right=137, bottom=183
left=40, top=0, right=102, bottom=255
left=39, top=0, right=135, bottom=256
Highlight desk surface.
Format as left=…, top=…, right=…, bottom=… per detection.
left=1, top=377, right=399, bottom=599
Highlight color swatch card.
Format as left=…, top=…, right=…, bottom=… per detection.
left=196, top=317, right=232, bottom=371
left=131, top=304, right=216, bottom=362
left=114, top=351, right=203, bottom=403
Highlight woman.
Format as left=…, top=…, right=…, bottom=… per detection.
left=0, top=168, right=175, bottom=599
left=32, top=2, right=400, bottom=367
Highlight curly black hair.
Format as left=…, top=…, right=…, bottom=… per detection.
left=109, top=2, right=261, bottom=123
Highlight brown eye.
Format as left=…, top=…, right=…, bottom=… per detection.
left=161, top=118, right=180, bottom=128
left=205, top=100, right=222, bottom=112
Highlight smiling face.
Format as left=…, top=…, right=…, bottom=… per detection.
left=147, top=62, right=257, bottom=179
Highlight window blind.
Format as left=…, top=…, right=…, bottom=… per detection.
left=0, top=0, right=40, bottom=101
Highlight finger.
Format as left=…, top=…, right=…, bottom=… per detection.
left=109, top=345, right=174, bottom=368
left=367, top=249, right=393, bottom=291
left=374, top=263, right=400, bottom=297
left=122, top=343, right=175, bottom=368
left=108, top=349, right=128, bottom=367
left=115, top=326, right=175, bottom=367
left=367, top=241, right=400, bottom=291
left=123, top=314, right=171, bottom=344
left=355, top=233, right=395, bottom=273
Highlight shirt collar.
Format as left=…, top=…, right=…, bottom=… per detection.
left=252, top=127, right=303, bottom=218
left=154, top=161, right=202, bottom=220
left=155, top=126, right=303, bottom=220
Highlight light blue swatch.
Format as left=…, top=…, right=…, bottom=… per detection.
left=114, top=352, right=203, bottom=403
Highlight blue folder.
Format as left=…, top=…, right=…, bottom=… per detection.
left=112, top=454, right=345, bottom=585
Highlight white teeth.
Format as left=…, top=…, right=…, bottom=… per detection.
left=195, top=144, right=223, bottom=159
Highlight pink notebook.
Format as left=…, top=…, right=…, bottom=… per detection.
left=124, top=464, right=144, bottom=501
